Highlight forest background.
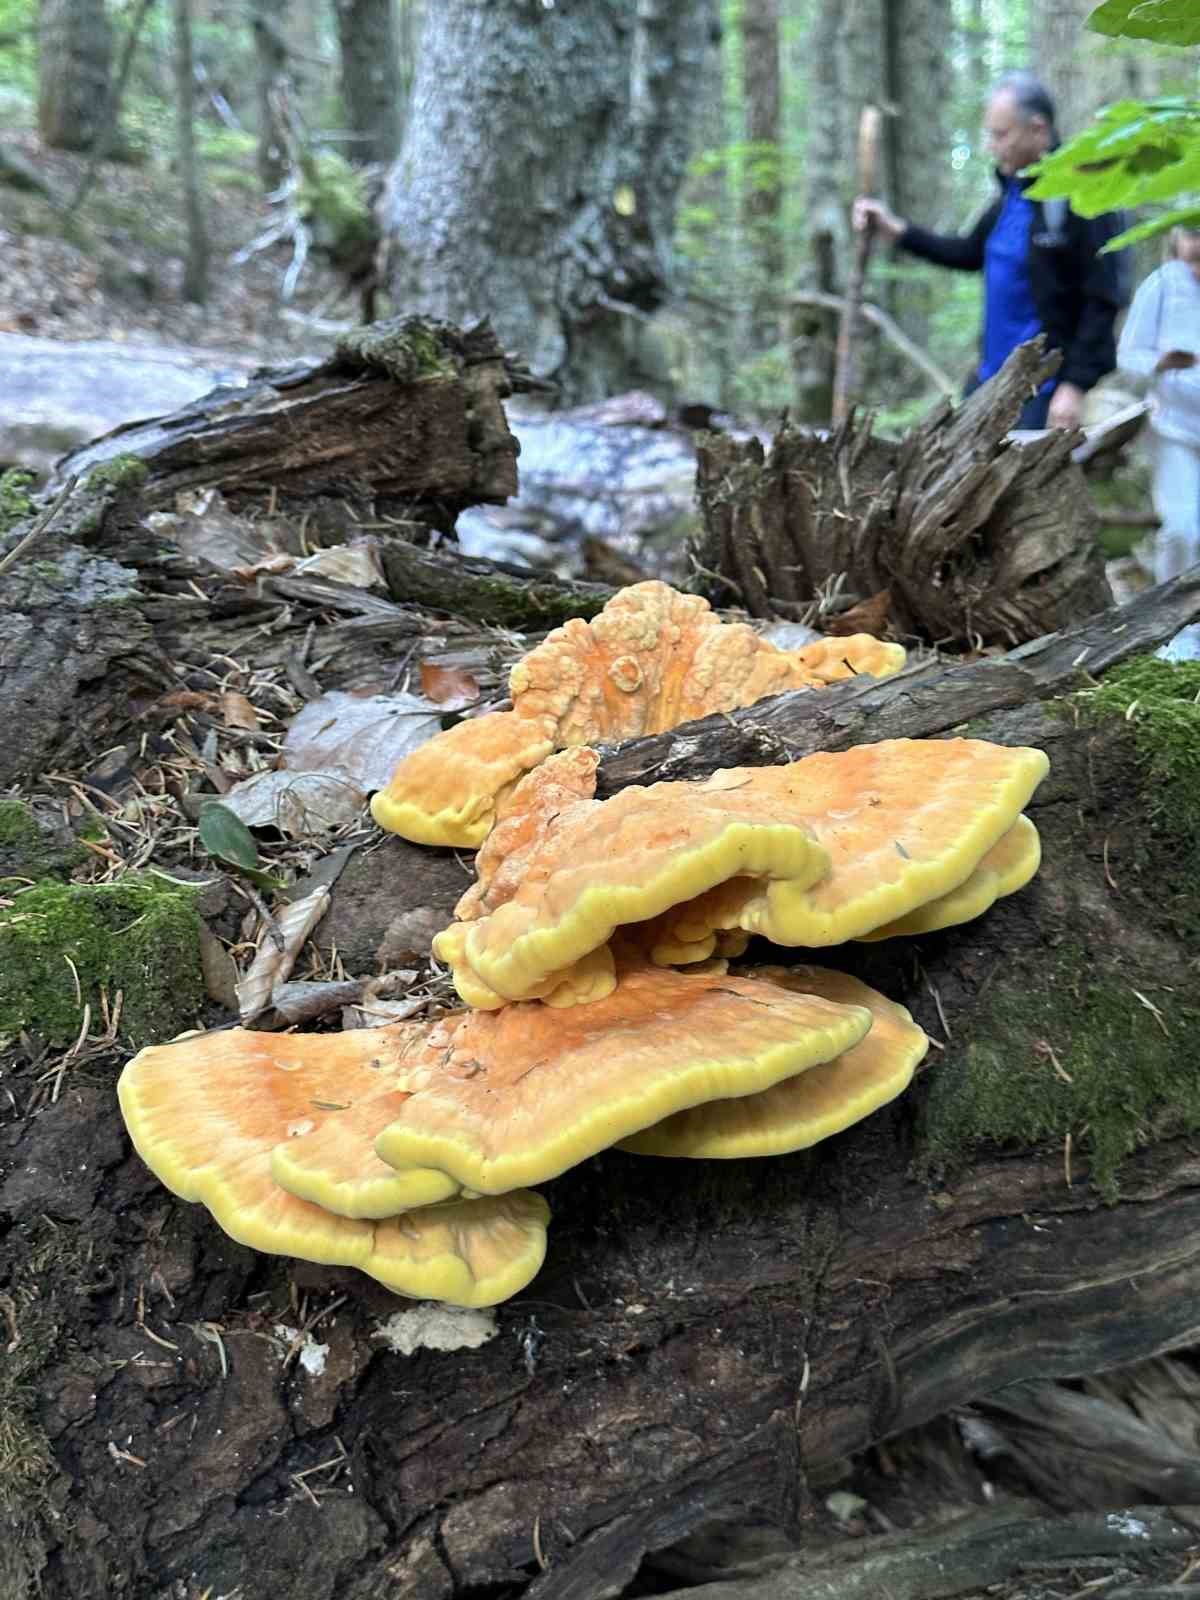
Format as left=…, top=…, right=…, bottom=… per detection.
left=3, top=0, right=1196, bottom=437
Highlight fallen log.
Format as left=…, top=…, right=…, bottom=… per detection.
left=4, top=579, right=1200, bottom=1600
left=51, top=315, right=523, bottom=522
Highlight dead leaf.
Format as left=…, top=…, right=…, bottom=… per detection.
left=825, top=590, right=893, bottom=638
left=419, top=661, right=481, bottom=709
left=236, top=885, right=331, bottom=1021
left=221, top=692, right=261, bottom=731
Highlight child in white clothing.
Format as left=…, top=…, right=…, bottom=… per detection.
left=1117, top=227, right=1200, bottom=584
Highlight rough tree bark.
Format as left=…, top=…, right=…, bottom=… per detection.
left=791, top=0, right=845, bottom=421
left=741, top=0, right=783, bottom=345
left=379, top=0, right=715, bottom=400
left=334, top=0, right=402, bottom=166
left=173, top=0, right=209, bottom=305
left=3, top=574, right=1200, bottom=1599
left=251, top=0, right=288, bottom=190
left=689, top=341, right=1112, bottom=646
left=36, top=0, right=112, bottom=150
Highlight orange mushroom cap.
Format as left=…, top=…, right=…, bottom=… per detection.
left=650, top=739, right=1050, bottom=952
left=619, top=965, right=928, bottom=1158
left=373, top=958, right=874, bottom=1193
left=857, top=813, right=1042, bottom=941
left=370, top=710, right=555, bottom=848
left=373, top=583, right=905, bottom=850
left=117, top=1026, right=551, bottom=1306
left=509, top=580, right=905, bottom=745
left=431, top=770, right=833, bottom=1007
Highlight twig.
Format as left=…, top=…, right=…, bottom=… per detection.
left=0, top=476, right=78, bottom=577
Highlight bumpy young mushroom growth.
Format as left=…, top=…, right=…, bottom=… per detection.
left=372, top=958, right=875, bottom=1193
left=118, top=1026, right=551, bottom=1306
left=619, top=966, right=928, bottom=1158
left=509, top=580, right=905, bottom=744
left=372, top=581, right=906, bottom=848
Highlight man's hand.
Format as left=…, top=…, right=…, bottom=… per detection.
left=1046, top=381, right=1085, bottom=431
left=852, top=196, right=906, bottom=245
left=1155, top=349, right=1197, bottom=373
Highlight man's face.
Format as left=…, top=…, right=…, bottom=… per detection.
left=984, top=90, right=1051, bottom=176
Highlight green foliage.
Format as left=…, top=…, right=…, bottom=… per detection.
left=0, top=468, right=36, bottom=533
left=1090, top=0, right=1200, bottom=45
left=297, top=149, right=376, bottom=268
left=198, top=802, right=283, bottom=892
left=1027, top=97, right=1200, bottom=245
left=0, top=0, right=37, bottom=108
left=1024, top=0, right=1200, bottom=247
left=919, top=943, right=1200, bottom=1201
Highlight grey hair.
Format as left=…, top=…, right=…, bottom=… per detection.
left=992, top=70, right=1057, bottom=136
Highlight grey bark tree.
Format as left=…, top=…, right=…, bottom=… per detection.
left=174, top=0, right=209, bottom=304
left=37, top=0, right=113, bottom=151
left=792, top=0, right=845, bottom=420
left=334, top=0, right=402, bottom=165
left=741, top=0, right=784, bottom=345
left=380, top=0, right=715, bottom=402
left=251, top=0, right=288, bottom=190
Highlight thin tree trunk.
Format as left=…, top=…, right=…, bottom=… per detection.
left=37, top=0, right=112, bottom=151
left=251, top=0, right=288, bottom=191
left=174, top=0, right=209, bottom=305
left=334, top=0, right=401, bottom=166
left=67, top=0, right=156, bottom=215
left=741, top=0, right=783, bottom=345
left=792, top=0, right=844, bottom=422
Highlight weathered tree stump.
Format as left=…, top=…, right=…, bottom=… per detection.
left=3, top=576, right=1200, bottom=1600
left=689, top=341, right=1112, bottom=648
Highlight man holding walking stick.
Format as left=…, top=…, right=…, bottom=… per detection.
left=853, top=71, right=1128, bottom=430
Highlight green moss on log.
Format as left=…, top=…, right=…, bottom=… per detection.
left=0, top=875, right=204, bottom=1046
left=0, top=469, right=36, bottom=534
left=918, top=657, right=1200, bottom=1199
left=918, top=947, right=1200, bottom=1201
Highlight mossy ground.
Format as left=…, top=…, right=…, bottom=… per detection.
left=0, top=874, right=204, bottom=1046
left=918, top=657, right=1200, bottom=1199
left=0, top=799, right=88, bottom=885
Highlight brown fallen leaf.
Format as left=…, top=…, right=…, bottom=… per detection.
left=825, top=589, right=893, bottom=638
left=419, top=661, right=481, bottom=709
left=221, top=691, right=261, bottom=731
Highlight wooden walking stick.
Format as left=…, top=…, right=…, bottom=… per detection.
left=832, top=104, right=883, bottom=425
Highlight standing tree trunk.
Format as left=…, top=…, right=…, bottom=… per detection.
left=37, top=0, right=112, bottom=151
left=251, top=0, right=288, bottom=191
left=741, top=0, right=783, bottom=346
left=380, top=0, right=714, bottom=402
left=791, top=0, right=844, bottom=421
left=174, top=0, right=209, bottom=304
left=334, top=0, right=402, bottom=166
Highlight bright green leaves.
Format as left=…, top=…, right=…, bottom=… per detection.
left=1089, top=0, right=1200, bottom=46
left=1025, top=98, right=1200, bottom=245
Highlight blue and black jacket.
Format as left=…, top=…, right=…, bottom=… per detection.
left=898, top=172, right=1128, bottom=393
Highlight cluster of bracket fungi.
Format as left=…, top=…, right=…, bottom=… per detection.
left=120, top=583, right=1048, bottom=1306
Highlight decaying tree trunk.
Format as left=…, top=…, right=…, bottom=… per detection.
left=690, top=341, right=1112, bottom=647
left=53, top=316, right=524, bottom=519
left=4, top=567, right=1200, bottom=1598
